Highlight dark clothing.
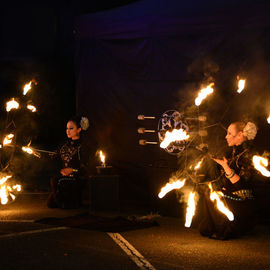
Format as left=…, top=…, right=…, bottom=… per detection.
left=199, top=142, right=256, bottom=240
left=47, top=138, right=90, bottom=208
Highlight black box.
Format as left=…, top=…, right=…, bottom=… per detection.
left=89, top=175, right=119, bottom=211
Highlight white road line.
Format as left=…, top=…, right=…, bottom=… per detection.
left=107, top=232, right=156, bottom=270
left=0, top=220, right=35, bottom=223
left=0, top=226, right=69, bottom=239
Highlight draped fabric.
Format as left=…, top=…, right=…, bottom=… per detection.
left=74, top=0, right=270, bottom=202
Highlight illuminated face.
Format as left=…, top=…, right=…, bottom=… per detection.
left=66, top=121, right=81, bottom=140
left=225, top=124, right=244, bottom=147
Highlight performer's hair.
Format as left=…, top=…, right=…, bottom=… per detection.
left=232, top=121, right=257, bottom=140
left=68, top=116, right=82, bottom=129
left=232, top=121, right=246, bottom=133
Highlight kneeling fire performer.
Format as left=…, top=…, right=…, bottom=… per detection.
left=47, top=116, right=90, bottom=209
left=199, top=121, right=257, bottom=240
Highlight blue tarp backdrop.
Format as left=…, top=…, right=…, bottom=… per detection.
left=74, top=0, right=270, bottom=203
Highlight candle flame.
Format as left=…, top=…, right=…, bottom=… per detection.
left=6, top=98, right=19, bottom=112
left=252, top=155, right=270, bottom=177
left=3, top=134, right=14, bottom=146
left=237, top=79, right=246, bottom=94
left=158, top=179, right=186, bottom=198
left=99, top=150, right=106, bottom=166
left=27, top=105, right=37, bottom=112
left=209, top=184, right=234, bottom=221
left=195, top=83, right=214, bottom=106
left=185, top=192, right=196, bottom=227
left=160, top=129, right=189, bottom=149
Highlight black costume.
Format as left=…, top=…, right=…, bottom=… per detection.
left=47, top=138, right=89, bottom=209
left=199, top=142, right=256, bottom=240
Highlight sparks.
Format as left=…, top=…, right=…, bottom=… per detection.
left=195, top=83, right=214, bottom=106
left=237, top=79, right=246, bottom=94
left=160, top=129, right=189, bottom=149
left=209, top=184, right=234, bottom=221
left=6, top=98, right=19, bottom=112
left=158, top=179, right=186, bottom=198
left=185, top=192, right=196, bottom=227
left=252, top=155, right=270, bottom=177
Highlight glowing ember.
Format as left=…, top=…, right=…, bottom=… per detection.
left=195, top=83, right=214, bottom=106
left=0, top=175, right=21, bottom=205
left=3, top=134, right=14, bottom=146
left=27, top=105, right=37, bottom=112
left=237, top=79, right=246, bottom=94
left=185, top=192, right=196, bottom=227
left=160, top=129, right=189, bottom=149
left=158, top=179, right=186, bottom=198
left=209, top=184, right=234, bottom=221
left=267, top=115, right=270, bottom=124
left=23, top=81, right=32, bottom=95
left=6, top=98, right=19, bottom=112
left=99, top=150, right=106, bottom=167
left=252, top=155, right=270, bottom=177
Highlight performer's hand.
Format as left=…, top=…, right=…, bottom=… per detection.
left=212, top=156, right=228, bottom=168
left=60, top=168, right=73, bottom=176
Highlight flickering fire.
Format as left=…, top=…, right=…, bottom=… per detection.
left=3, top=134, right=14, bottom=146
left=158, top=179, right=186, bottom=198
left=185, top=192, right=196, bottom=228
left=252, top=155, right=270, bottom=177
left=27, top=105, right=37, bottom=112
left=23, top=81, right=32, bottom=95
left=194, top=159, right=203, bottom=170
left=160, top=128, right=189, bottom=149
left=209, top=184, right=234, bottom=221
left=22, top=145, right=41, bottom=158
left=0, top=175, right=21, bottom=205
left=237, top=79, right=246, bottom=94
left=6, top=98, right=19, bottom=112
left=99, top=150, right=106, bottom=167
left=195, top=83, right=214, bottom=106
left=267, top=115, right=270, bottom=124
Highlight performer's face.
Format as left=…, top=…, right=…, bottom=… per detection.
left=66, top=121, right=81, bottom=140
left=225, top=124, right=244, bottom=146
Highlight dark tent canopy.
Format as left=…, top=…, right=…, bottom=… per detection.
left=74, top=0, right=270, bottom=204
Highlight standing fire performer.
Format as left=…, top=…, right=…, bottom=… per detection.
left=47, top=116, right=91, bottom=208
left=199, top=121, right=258, bottom=240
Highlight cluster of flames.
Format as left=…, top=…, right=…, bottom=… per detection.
left=158, top=152, right=270, bottom=228
left=0, top=80, right=37, bottom=205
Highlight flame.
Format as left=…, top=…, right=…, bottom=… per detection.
left=185, top=192, right=196, bottom=227
left=22, top=145, right=41, bottom=158
left=267, top=115, right=270, bottom=124
left=99, top=150, right=106, bottom=166
left=209, top=184, right=234, bottom=221
left=6, top=98, right=19, bottom=112
left=0, top=175, right=21, bottom=205
left=195, top=83, right=214, bottom=106
left=237, top=79, right=245, bottom=94
left=160, top=129, right=189, bottom=149
left=252, top=155, right=270, bottom=177
left=3, top=134, right=14, bottom=146
left=27, top=105, right=37, bottom=112
left=23, top=81, right=32, bottom=95
left=158, top=179, right=186, bottom=198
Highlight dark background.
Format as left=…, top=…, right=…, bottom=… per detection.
left=1, top=0, right=270, bottom=215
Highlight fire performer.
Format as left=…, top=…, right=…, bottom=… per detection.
left=199, top=121, right=257, bottom=240
left=47, top=116, right=91, bottom=208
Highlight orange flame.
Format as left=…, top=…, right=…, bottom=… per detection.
left=158, top=179, right=186, bottom=198
left=160, top=129, right=189, bottom=149
left=3, top=134, right=14, bottom=146
left=27, top=105, right=37, bottom=112
left=0, top=175, right=21, bottom=205
left=22, top=144, right=41, bottom=158
left=23, top=81, right=32, bottom=95
left=6, top=98, right=19, bottom=112
left=252, top=155, right=270, bottom=177
left=237, top=79, right=245, bottom=94
left=267, top=115, right=270, bottom=124
left=99, top=150, right=106, bottom=166
left=195, top=83, right=214, bottom=106
left=185, top=192, right=196, bottom=227
left=209, top=184, right=234, bottom=221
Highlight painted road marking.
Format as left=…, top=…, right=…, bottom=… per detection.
left=0, top=226, right=69, bottom=239
left=107, top=232, right=156, bottom=270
